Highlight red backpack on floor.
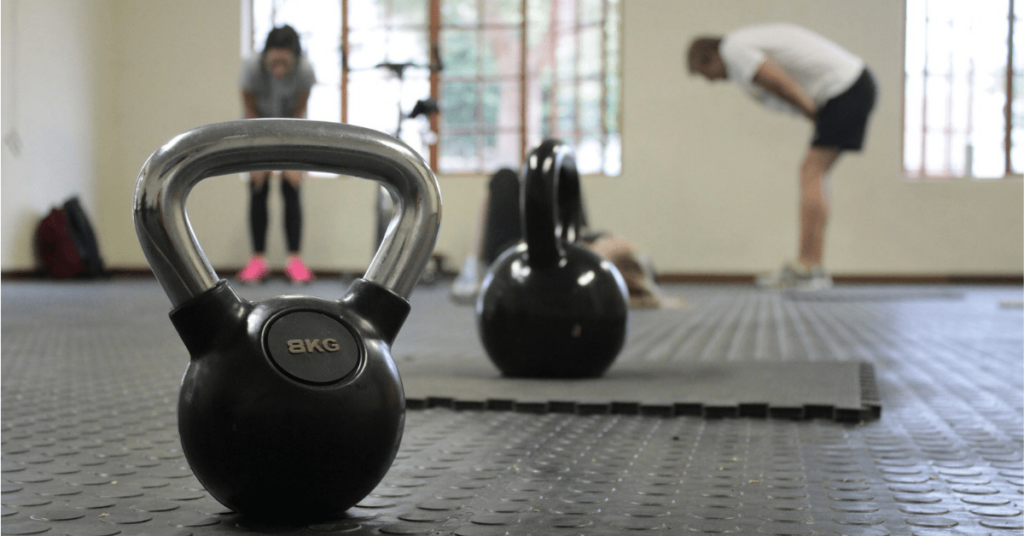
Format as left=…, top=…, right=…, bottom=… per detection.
left=34, top=197, right=105, bottom=279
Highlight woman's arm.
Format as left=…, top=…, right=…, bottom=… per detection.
left=242, top=91, right=260, bottom=119
left=753, top=59, right=817, bottom=120
left=293, top=91, right=310, bottom=119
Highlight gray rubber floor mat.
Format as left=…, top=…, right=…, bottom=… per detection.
left=2, top=279, right=1020, bottom=536
left=784, top=286, right=964, bottom=301
left=401, top=360, right=879, bottom=421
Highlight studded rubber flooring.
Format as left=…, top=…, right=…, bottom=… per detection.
left=2, top=279, right=1022, bottom=536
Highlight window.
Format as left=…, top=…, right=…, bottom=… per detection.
left=246, top=0, right=621, bottom=176
left=903, top=0, right=1021, bottom=179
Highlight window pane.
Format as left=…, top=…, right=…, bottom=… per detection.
left=973, top=129, right=1005, bottom=177
left=348, top=70, right=401, bottom=134
left=484, top=81, right=522, bottom=128
left=579, top=0, right=604, bottom=24
left=905, top=0, right=1011, bottom=178
left=1013, top=121, right=1023, bottom=174
left=904, top=74, right=924, bottom=175
left=481, top=29, right=522, bottom=76
left=924, top=128, right=947, bottom=175
left=924, top=0, right=954, bottom=76
left=481, top=128, right=522, bottom=168
left=604, top=133, right=621, bottom=176
left=576, top=135, right=604, bottom=174
left=439, top=133, right=479, bottom=172
left=308, top=85, right=341, bottom=123
left=605, top=73, right=618, bottom=134
left=252, top=0, right=275, bottom=52
left=554, top=0, right=577, bottom=32
left=973, top=73, right=1008, bottom=178
left=579, top=80, right=602, bottom=133
left=350, top=0, right=427, bottom=28
left=441, top=0, right=478, bottom=26
left=949, top=131, right=968, bottom=175
left=557, top=83, right=576, bottom=133
left=482, top=0, right=523, bottom=25
left=442, top=30, right=479, bottom=77
left=442, top=81, right=478, bottom=127
left=1013, top=0, right=1022, bottom=173
left=904, top=0, right=926, bottom=77
left=527, top=0, right=553, bottom=49
left=579, top=27, right=603, bottom=78
left=555, top=33, right=577, bottom=77
left=605, top=1, right=619, bottom=143
left=348, top=28, right=429, bottom=67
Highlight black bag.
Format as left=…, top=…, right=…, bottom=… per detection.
left=35, top=196, right=106, bottom=279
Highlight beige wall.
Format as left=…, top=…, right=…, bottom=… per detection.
left=2, top=0, right=1022, bottom=276
left=604, top=0, right=1023, bottom=275
left=1, top=0, right=110, bottom=268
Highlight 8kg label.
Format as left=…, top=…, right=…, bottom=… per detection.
left=266, top=311, right=361, bottom=384
left=287, top=338, right=342, bottom=354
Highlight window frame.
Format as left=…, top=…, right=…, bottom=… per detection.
left=901, top=0, right=1022, bottom=180
left=245, top=0, right=622, bottom=177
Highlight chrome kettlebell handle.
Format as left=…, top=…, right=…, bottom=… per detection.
left=133, top=119, right=442, bottom=307
left=522, top=139, right=584, bottom=268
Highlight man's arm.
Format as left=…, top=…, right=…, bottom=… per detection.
left=753, top=59, right=817, bottom=119
left=242, top=91, right=260, bottom=119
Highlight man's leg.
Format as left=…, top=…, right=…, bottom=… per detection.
left=797, top=146, right=841, bottom=269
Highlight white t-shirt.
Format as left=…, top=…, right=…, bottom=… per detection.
left=720, top=23, right=864, bottom=115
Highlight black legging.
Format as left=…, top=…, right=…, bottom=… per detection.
left=249, top=178, right=302, bottom=254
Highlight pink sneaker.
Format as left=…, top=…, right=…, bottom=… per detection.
left=285, top=255, right=314, bottom=284
left=238, top=255, right=270, bottom=284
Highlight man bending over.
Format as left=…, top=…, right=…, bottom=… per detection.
left=688, top=23, right=876, bottom=290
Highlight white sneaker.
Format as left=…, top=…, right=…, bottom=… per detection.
left=757, top=261, right=833, bottom=291
left=800, top=265, right=834, bottom=292
left=450, top=255, right=484, bottom=305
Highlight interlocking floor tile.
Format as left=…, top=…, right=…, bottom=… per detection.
left=2, top=279, right=1021, bottom=535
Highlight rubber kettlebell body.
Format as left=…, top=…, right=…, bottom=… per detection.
left=171, top=281, right=407, bottom=519
left=134, top=120, right=441, bottom=522
left=477, top=140, right=629, bottom=378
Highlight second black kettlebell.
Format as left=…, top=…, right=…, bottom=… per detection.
left=133, top=120, right=441, bottom=522
left=476, top=140, right=629, bottom=378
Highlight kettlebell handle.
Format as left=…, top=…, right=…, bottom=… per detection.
left=522, top=140, right=584, bottom=268
left=134, top=119, right=442, bottom=307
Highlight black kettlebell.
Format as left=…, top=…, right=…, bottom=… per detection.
left=476, top=140, right=629, bottom=378
left=133, top=120, right=441, bottom=522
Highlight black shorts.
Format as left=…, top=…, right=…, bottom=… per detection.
left=812, top=68, right=877, bottom=151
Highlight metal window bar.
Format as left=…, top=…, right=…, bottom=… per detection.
left=944, top=17, right=953, bottom=175
left=967, top=13, right=975, bottom=177
left=341, top=0, right=348, bottom=124
left=520, top=0, right=528, bottom=163
left=601, top=0, right=609, bottom=172
left=475, top=0, right=484, bottom=172
left=1007, top=0, right=1015, bottom=175
left=549, top=1, right=560, bottom=141
left=918, top=2, right=928, bottom=178
left=429, top=0, right=440, bottom=170
left=574, top=0, right=582, bottom=146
